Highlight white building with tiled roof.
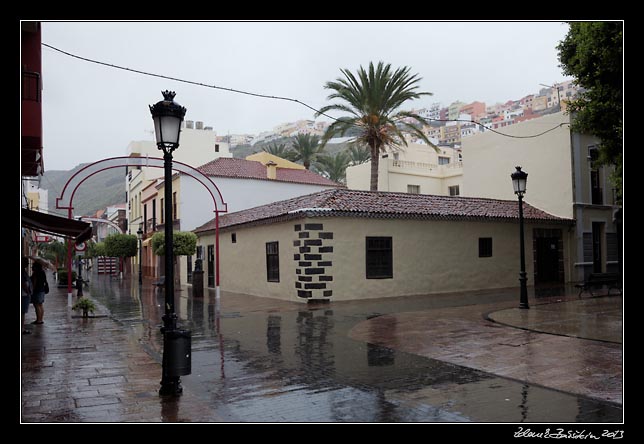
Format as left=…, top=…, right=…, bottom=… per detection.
left=194, top=189, right=573, bottom=302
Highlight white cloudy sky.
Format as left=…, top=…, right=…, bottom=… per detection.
left=39, top=21, right=572, bottom=170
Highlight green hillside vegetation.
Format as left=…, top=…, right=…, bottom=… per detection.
left=232, top=137, right=348, bottom=159
left=43, top=164, right=126, bottom=218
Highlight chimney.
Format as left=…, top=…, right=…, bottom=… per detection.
left=185, top=120, right=194, bottom=129
left=196, top=121, right=204, bottom=130
left=266, top=161, right=277, bottom=180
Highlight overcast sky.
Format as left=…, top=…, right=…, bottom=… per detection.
left=39, top=21, right=572, bottom=171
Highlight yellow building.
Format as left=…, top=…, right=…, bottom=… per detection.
left=461, top=111, right=620, bottom=282
left=245, top=152, right=305, bottom=170
left=194, top=189, right=572, bottom=302
left=346, top=142, right=463, bottom=196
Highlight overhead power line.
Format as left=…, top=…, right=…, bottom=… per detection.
left=42, top=43, right=568, bottom=140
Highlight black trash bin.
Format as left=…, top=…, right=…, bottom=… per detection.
left=163, top=329, right=192, bottom=376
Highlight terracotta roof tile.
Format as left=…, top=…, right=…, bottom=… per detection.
left=196, top=157, right=342, bottom=187
left=194, top=189, right=572, bottom=233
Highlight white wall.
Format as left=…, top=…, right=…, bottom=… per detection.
left=461, top=112, right=574, bottom=219
left=127, top=127, right=231, bottom=181
left=179, top=175, right=338, bottom=232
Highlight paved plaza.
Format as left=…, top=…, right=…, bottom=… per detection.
left=20, top=272, right=623, bottom=423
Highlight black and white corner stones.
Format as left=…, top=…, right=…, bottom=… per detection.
left=294, top=223, right=333, bottom=299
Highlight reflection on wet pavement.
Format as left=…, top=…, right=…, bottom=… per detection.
left=488, top=297, right=622, bottom=343
left=86, top=275, right=622, bottom=423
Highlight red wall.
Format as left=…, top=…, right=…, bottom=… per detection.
left=22, top=22, right=42, bottom=145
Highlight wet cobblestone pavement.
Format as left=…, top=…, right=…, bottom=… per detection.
left=21, top=272, right=623, bottom=423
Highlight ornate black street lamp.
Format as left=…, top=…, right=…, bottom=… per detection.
left=150, top=91, right=191, bottom=396
left=511, top=166, right=530, bottom=309
left=137, top=226, right=143, bottom=285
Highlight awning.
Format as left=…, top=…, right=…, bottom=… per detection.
left=21, top=208, right=92, bottom=244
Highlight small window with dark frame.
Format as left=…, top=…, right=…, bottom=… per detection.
left=449, top=185, right=460, bottom=196
left=479, top=237, right=493, bottom=258
left=266, top=241, right=280, bottom=282
left=231, top=233, right=237, bottom=243
left=366, top=237, right=393, bottom=279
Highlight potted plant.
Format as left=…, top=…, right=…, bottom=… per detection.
left=72, top=297, right=97, bottom=318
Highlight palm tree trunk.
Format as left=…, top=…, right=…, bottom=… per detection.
left=370, top=143, right=380, bottom=191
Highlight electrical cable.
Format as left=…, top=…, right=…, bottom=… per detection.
left=42, top=42, right=568, bottom=140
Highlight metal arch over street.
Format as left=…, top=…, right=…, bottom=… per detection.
left=56, top=156, right=227, bottom=213
left=79, top=217, right=125, bottom=234
left=55, top=155, right=228, bottom=299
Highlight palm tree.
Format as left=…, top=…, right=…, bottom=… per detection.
left=290, top=134, right=324, bottom=169
left=317, top=61, right=437, bottom=191
left=315, top=151, right=351, bottom=184
left=39, top=239, right=67, bottom=269
left=347, top=144, right=371, bottom=165
left=264, top=142, right=296, bottom=161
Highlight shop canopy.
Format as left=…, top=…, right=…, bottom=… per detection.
left=21, top=208, right=92, bottom=244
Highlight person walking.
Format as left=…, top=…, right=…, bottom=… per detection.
left=21, top=257, right=32, bottom=334
left=30, top=262, right=47, bottom=325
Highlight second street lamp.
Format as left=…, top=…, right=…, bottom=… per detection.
left=137, top=226, right=143, bottom=285
left=150, top=90, right=191, bottom=396
left=511, top=166, right=530, bottom=309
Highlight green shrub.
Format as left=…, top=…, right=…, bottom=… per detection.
left=151, top=231, right=197, bottom=256
left=57, top=269, right=77, bottom=284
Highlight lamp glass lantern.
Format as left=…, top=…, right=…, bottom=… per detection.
left=511, top=166, right=528, bottom=195
left=149, top=90, right=187, bottom=151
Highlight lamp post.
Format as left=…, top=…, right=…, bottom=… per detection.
left=150, top=90, right=191, bottom=396
left=511, top=166, right=530, bottom=309
left=137, top=226, right=143, bottom=285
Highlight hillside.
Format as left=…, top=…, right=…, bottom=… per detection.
left=42, top=164, right=126, bottom=218
left=231, top=138, right=349, bottom=159
left=40, top=139, right=351, bottom=217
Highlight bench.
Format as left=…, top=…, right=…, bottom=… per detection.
left=575, top=272, right=622, bottom=298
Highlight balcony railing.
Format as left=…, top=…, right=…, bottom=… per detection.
left=388, top=159, right=463, bottom=176
left=154, top=219, right=180, bottom=232
left=145, top=218, right=157, bottom=234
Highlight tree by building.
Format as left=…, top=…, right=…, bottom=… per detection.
left=38, top=239, right=67, bottom=269
left=151, top=231, right=197, bottom=257
left=290, top=134, right=324, bottom=170
left=151, top=231, right=197, bottom=285
left=264, top=142, right=296, bottom=162
left=90, top=241, right=106, bottom=258
left=315, top=151, right=351, bottom=184
left=347, top=145, right=371, bottom=165
left=317, top=61, right=437, bottom=190
left=104, top=233, right=137, bottom=276
left=557, top=21, right=623, bottom=202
